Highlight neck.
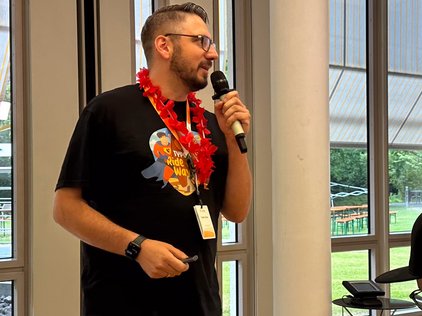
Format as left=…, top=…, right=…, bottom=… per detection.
left=148, top=68, right=189, bottom=101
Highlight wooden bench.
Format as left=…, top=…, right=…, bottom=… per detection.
left=353, top=214, right=368, bottom=230
left=336, top=217, right=355, bottom=235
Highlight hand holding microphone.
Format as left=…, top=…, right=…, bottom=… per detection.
left=211, top=71, right=248, bottom=154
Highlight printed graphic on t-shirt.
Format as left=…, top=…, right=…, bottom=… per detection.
left=141, top=128, right=196, bottom=196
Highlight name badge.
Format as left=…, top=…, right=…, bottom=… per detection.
left=193, top=205, right=216, bottom=240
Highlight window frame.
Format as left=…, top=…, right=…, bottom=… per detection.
left=0, top=0, right=27, bottom=315
left=212, top=0, right=254, bottom=315
left=330, top=0, right=389, bottom=269
left=330, top=2, right=421, bottom=313
left=0, top=0, right=25, bottom=267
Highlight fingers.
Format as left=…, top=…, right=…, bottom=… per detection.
left=150, top=257, right=188, bottom=279
left=137, top=239, right=190, bottom=279
left=161, top=257, right=189, bottom=279
left=214, top=91, right=250, bottom=134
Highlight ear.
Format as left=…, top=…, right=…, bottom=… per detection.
left=154, top=35, right=172, bottom=60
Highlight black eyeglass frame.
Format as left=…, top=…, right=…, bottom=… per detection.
left=164, top=33, right=215, bottom=52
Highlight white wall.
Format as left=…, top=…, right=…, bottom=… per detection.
left=270, top=0, right=331, bottom=311
left=27, top=0, right=80, bottom=315
left=252, top=0, right=331, bottom=315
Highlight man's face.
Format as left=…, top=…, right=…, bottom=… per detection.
left=169, top=15, right=217, bottom=92
left=160, top=135, right=169, bottom=145
left=170, top=43, right=211, bottom=91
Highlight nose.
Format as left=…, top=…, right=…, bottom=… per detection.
left=206, top=44, right=218, bottom=60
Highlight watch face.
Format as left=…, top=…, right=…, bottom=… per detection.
left=125, top=235, right=146, bottom=260
left=125, top=242, right=140, bottom=259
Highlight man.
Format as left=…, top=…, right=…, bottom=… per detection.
left=53, top=2, right=252, bottom=315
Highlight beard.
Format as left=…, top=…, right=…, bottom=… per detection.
left=170, top=44, right=210, bottom=92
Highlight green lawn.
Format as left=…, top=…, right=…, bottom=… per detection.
left=389, top=205, right=422, bottom=233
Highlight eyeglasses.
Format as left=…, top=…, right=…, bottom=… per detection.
left=410, top=289, right=422, bottom=309
left=164, top=33, right=215, bottom=52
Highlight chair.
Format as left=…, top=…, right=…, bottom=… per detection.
left=375, top=212, right=422, bottom=287
left=354, top=213, right=368, bottom=231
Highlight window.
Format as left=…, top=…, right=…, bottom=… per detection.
left=387, top=0, right=422, bottom=233
left=134, top=2, right=251, bottom=315
left=0, top=0, right=25, bottom=315
left=134, top=0, right=152, bottom=71
left=330, top=0, right=368, bottom=238
left=0, top=0, right=11, bottom=259
left=331, top=1, right=422, bottom=314
left=222, top=260, right=239, bottom=316
left=216, top=0, right=234, bottom=87
left=329, top=4, right=370, bottom=308
left=215, top=1, right=250, bottom=315
left=386, top=1, right=422, bottom=310
left=331, top=250, right=369, bottom=316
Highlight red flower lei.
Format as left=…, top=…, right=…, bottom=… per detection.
left=137, top=68, right=217, bottom=187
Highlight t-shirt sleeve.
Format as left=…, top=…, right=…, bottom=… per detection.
left=55, top=107, right=98, bottom=191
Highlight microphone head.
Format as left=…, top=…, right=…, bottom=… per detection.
left=211, top=71, right=230, bottom=99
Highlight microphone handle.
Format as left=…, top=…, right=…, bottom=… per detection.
left=218, top=94, right=248, bottom=154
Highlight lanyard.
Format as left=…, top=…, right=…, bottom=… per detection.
left=147, top=96, right=203, bottom=205
left=148, top=98, right=192, bottom=142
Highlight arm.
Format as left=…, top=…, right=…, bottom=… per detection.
left=214, top=91, right=252, bottom=223
left=53, top=187, right=189, bottom=278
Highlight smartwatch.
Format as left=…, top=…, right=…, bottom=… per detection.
left=125, top=235, right=147, bottom=260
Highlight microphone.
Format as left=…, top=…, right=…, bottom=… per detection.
left=211, top=71, right=247, bottom=154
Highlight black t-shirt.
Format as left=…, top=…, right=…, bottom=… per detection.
left=56, top=84, right=228, bottom=316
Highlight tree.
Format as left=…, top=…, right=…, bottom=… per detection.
left=331, top=148, right=422, bottom=203
left=389, top=150, right=422, bottom=199
left=330, top=148, right=368, bottom=188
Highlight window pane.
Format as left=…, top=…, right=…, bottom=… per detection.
left=332, top=250, right=369, bottom=316
left=388, top=184, right=422, bottom=233
left=218, top=0, right=239, bottom=245
left=0, top=280, right=12, bottom=316
left=330, top=0, right=368, bottom=237
left=222, top=260, right=237, bottom=316
left=218, top=0, right=234, bottom=86
left=330, top=149, right=368, bottom=236
left=134, top=0, right=153, bottom=72
left=221, top=215, right=237, bottom=243
left=0, top=0, right=11, bottom=259
left=388, top=0, right=422, bottom=234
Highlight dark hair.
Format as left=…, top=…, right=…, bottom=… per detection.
left=156, top=132, right=167, bottom=138
left=141, top=2, right=209, bottom=65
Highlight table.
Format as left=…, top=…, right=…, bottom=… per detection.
left=333, top=297, right=415, bottom=315
left=330, top=205, right=368, bottom=235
